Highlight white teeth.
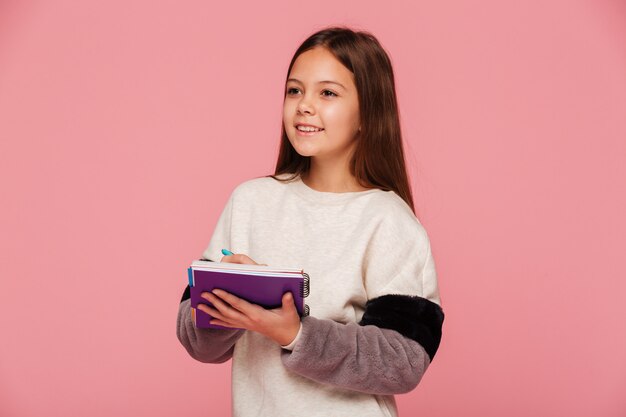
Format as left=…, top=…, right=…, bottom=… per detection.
left=297, top=125, right=323, bottom=132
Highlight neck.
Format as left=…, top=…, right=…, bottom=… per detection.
left=302, top=149, right=367, bottom=193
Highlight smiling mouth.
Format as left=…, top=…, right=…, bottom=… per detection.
left=296, top=129, right=324, bottom=136
left=296, top=126, right=324, bottom=132
left=296, top=126, right=325, bottom=136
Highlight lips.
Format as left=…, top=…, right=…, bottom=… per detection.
left=296, top=126, right=324, bottom=134
left=295, top=123, right=323, bottom=129
left=295, top=125, right=324, bottom=136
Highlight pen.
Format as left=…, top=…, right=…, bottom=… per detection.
left=222, top=249, right=234, bottom=256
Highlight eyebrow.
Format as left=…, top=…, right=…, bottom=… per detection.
left=287, top=78, right=347, bottom=90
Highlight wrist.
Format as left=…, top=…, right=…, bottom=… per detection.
left=278, top=321, right=302, bottom=346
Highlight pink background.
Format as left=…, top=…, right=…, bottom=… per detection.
left=1, top=1, right=625, bottom=416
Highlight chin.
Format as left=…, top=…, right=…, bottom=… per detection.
left=291, top=145, right=319, bottom=158
left=288, top=137, right=321, bottom=157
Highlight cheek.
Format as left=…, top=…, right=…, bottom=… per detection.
left=283, top=101, right=298, bottom=119
left=282, top=102, right=289, bottom=118
left=322, top=107, right=355, bottom=135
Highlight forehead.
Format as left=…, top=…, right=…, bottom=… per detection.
left=288, top=47, right=354, bottom=89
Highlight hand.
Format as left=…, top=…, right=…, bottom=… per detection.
left=198, top=289, right=301, bottom=346
left=220, top=253, right=268, bottom=266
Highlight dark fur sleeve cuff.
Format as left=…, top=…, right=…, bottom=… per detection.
left=180, top=285, right=191, bottom=303
left=181, top=258, right=213, bottom=303
left=358, top=294, right=444, bottom=362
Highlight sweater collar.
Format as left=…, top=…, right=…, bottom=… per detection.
left=280, top=173, right=383, bottom=205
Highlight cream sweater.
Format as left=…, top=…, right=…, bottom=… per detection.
left=177, top=172, right=443, bottom=417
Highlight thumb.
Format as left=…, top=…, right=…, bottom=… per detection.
left=282, top=292, right=295, bottom=309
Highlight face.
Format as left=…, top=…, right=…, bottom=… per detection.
left=283, top=47, right=361, bottom=161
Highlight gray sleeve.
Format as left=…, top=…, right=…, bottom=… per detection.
left=176, top=298, right=245, bottom=363
left=280, top=315, right=431, bottom=395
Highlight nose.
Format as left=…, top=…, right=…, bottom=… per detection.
left=297, top=94, right=314, bottom=115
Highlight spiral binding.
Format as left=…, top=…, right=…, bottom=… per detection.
left=300, top=272, right=310, bottom=317
left=301, top=272, right=310, bottom=297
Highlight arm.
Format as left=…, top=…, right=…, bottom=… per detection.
left=176, top=286, right=245, bottom=363
left=281, top=209, right=445, bottom=394
left=280, top=293, right=444, bottom=395
left=176, top=186, right=245, bottom=363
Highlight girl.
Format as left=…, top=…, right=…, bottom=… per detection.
left=177, top=26, right=444, bottom=417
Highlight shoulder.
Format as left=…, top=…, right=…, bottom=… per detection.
left=230, top=174, right=287, bottom=199
left=367, top=191, right=428, bottom=239
left=362, top=191, right=433, bottom=272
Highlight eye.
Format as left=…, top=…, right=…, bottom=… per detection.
left=322, top=90, right=337, bottom=97
left=286, top=87, right=300, bottom=95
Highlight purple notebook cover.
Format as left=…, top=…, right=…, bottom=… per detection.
left=190, top=268, right=307, bottom=329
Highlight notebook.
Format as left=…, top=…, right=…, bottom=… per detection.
left=188, top=259, right=311, bottom=329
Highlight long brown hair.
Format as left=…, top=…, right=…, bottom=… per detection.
left=265, top=25, right=416, bottom=214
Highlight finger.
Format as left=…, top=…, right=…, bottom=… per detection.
left=209, top=319, right=235, bottom=328
left=232, top=254, right=256, bottom=265
left=222, top=253, right=262, bottom=265
left=220, top=254, right=244, bottom=263
left=211, top=289, right=260, bottom=316
left=202, top=292, right=248, bottom=321
left=199, top=303, right=243, bottom=328
left=197, top=303, right=231, bottom=323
